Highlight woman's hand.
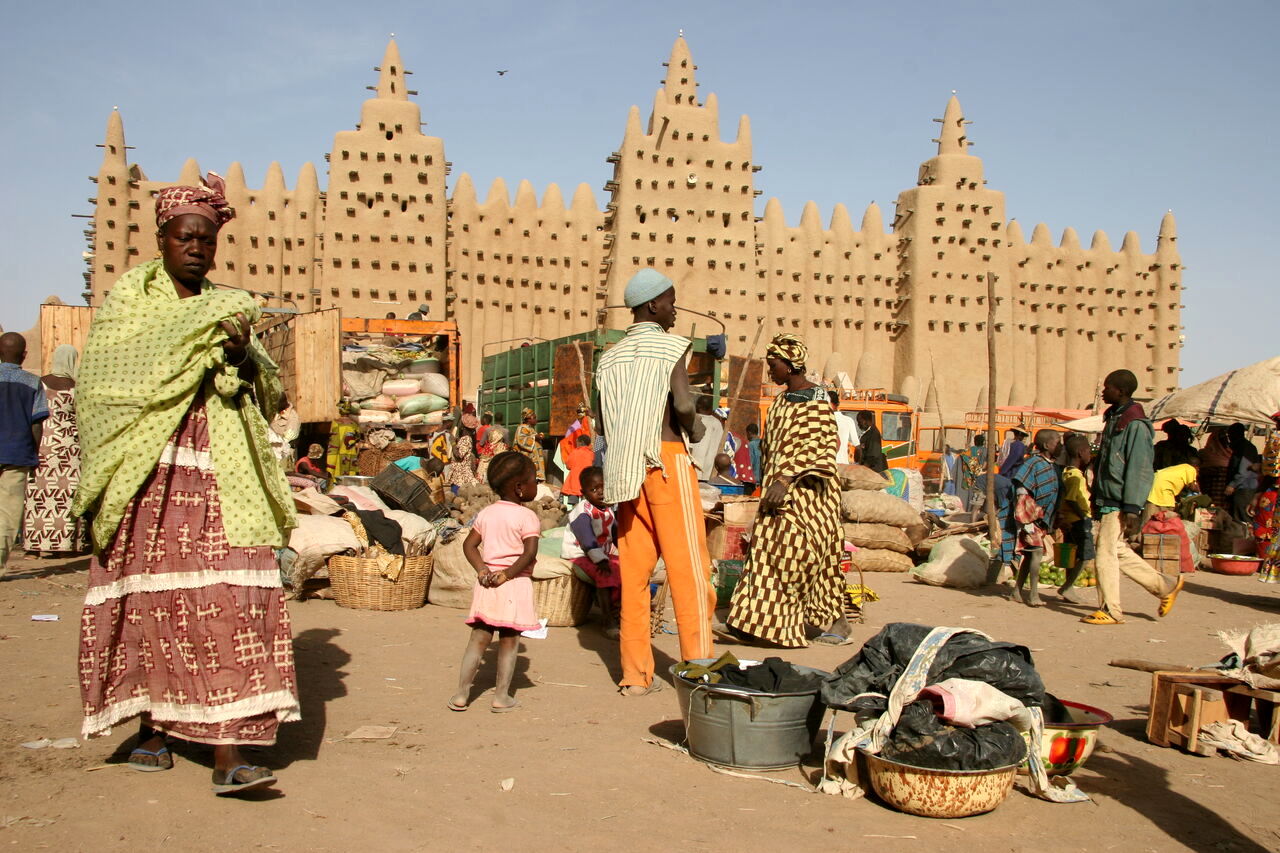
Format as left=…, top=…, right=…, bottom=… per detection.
left=595, top=559, right=611, bottom=578
left=760, top=476, right=793, bottom=515
left=220, top=312, right=252, bottom=366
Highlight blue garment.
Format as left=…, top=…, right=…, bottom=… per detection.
left=1012, top=454, right=1060, bottom=527
left=748, top=438, right=763, bottom=485
left=942, top=452, right=960, bottom=497
left=0, top=363, right=48, bottom=467
left=998, top=441, right=1026, bottom=478
left=393, top=455, right=423, bottom=472
left=973, top=473, right=1015, bottom=564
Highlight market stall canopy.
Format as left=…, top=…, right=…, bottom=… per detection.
left=1056, top=414, right=1105, bottom=433
left=1055, top=414, right=1194, bottom=434
left=1149, top=356, right=1280, bottom=429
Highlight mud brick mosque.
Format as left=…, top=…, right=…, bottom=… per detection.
left=82, top=36, right=1182, bottom=416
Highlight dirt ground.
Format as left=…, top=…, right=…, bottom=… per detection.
left=2, top=553, right=1278, bottom=853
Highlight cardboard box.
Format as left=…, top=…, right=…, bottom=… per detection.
left=705, top=518, right=749, bottom=562
left=1194, top=507, right=1219, bottom=531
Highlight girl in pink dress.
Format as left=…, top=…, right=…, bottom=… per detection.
left=448, top=452, right=541, bottom=713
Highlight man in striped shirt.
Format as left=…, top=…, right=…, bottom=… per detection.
left=597, top=269, right=715, bottom=696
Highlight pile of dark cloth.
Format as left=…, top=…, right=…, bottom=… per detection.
left=820, top=623, right=1045, bottom=770
left=675, top=652, right=825, bottom=693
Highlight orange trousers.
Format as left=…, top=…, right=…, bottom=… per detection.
left=616, top=442, right=715, bottom=687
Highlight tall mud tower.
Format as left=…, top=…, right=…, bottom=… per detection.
left=601, top=38, right=760, bottom=347
left=322, top=40, right=448, bottom=315
left=892, top=95, right=1009, bottom=415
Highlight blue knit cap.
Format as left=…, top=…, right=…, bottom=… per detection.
left=623, top=267, right=674, bottom=309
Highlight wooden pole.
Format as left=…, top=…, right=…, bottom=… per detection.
left=984, top=272, right=1001, bottom=584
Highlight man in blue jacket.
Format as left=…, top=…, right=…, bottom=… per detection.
left=1082, top=369, right=1185, bottom=625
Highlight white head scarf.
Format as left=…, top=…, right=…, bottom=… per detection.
left=51, top=345, right=79, bottom=380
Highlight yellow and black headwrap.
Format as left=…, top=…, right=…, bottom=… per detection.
left=766, top=334, right=807, bottom=372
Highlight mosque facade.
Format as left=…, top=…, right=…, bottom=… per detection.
left=83, top=37, right=1182, bottom=417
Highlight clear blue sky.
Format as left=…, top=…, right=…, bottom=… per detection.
left=1, top=0, right=1275, bottom=386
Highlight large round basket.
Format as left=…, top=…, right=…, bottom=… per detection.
left=329, top=554, right=433, bottom=611
left=357, top=448, right=390, bottom=477
left=860, top=750, right=1018, bottom=818
left=533, top=574, right=592, bottom=627
left=382, top=442, right=417, bottom=463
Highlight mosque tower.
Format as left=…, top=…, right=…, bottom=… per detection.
left=601, top=36, right=760, bottom=345
left=86, top=109, right=133, bottom=304
left=892, top=95, right=1011, bottom=411
left=322, top=38, right=448, bottom=315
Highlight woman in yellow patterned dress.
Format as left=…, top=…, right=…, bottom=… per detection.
left=725, top=335, right=848, bottom=647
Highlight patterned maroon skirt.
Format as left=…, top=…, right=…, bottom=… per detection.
left=79, top=399, right=300, bottom=745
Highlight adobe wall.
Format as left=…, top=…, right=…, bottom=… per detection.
left=81, top=37, right=1181, bottom=412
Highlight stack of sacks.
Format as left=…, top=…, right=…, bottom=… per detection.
left=838, top=463, right=922, bottom=573
left=354, top=375, right=451, bottom=426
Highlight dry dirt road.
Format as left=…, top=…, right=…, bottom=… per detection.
left=2, top=553, right=1278, bottom=852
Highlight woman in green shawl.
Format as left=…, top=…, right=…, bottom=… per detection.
left=74, top=175, right=299, bottom=796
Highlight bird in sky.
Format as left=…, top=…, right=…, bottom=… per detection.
left=497, top=69, right=509, bottom=76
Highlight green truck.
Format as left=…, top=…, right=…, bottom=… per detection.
left=478, top=328, right=726, bottom=445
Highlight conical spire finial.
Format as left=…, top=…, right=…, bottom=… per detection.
left=103, top=108, right=126, bottom=163
left=662, top=36, right=698, bottom=106
left=375, top=38, right=408, bottom=100
left=933, top=94, right=971, bottom=155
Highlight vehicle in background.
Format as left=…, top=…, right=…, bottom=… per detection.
left=758, top=387, right=920, bottom=470
left=478, top=328, right=726, bottom=460
left=917, top=407, right=1088, bottom=488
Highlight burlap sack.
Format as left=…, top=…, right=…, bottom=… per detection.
left=849, top=547, right=915, bottom=573
left=426, top=536, right=474, bottom=609
left=838, top=463, right=890, bottom=491
left=840, top=489, right=921, bottom=527
left=843, top=522, right=913, bottom=554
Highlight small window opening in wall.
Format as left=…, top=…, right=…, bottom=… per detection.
left=386, top=131, right=393, bottom=141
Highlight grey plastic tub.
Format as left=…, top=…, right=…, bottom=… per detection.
left=670, top=660, right=830, bottom=770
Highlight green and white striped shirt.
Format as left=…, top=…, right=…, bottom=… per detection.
left=597, top=323, right=692, bottom=504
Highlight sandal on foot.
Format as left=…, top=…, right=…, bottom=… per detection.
left=211, top=765, right=277, bottom=796
left=812, top=632, right=856, bottom=646
left=446, top=699, right=469, bottom=712
left=490, top=700, right=522, bottom=714
left=619, top=680, right=665, bottom=697
left=602, top=626, right=620, bottom=641
left=1158, top=576, right=1185, bottom=618
left=128, top=745, right=173, bottom=773
left=1081, top=609, right=1123, bottom=625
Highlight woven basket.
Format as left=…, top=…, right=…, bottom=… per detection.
left=329, top=554, right=433, bottom=611
left=382, top=442, right=416, bottom=462
left=533, top=574, right=592, bottom=627
left=357, top=448, right=389, bottom=477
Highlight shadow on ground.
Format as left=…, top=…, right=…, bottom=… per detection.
left=1083, top=751, right=1274, bottom=853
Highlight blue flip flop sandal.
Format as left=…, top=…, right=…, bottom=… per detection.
left=812, top=632, right=856, bottom=646
left=211, top=765, right=277, bottom=796
left=128, top=745, right=174, bottom=772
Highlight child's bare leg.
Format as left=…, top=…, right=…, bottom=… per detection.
left=1008, top=559, right=1028, bottom=603
left=597, top=588, right=620, bottom=639
left=492, top=629, right=521, bottom=710
left=449, top=626, right=492, bottom=709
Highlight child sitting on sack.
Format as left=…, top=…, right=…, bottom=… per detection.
left=561, top=466, right=621, bottom=639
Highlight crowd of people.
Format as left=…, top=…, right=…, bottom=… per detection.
left=2, top=175, right=1277, bottom=801
left=973, top=370, right=1280, bottom=623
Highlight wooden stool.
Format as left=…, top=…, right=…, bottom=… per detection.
left=1147, top=671, right=1280, bottom=754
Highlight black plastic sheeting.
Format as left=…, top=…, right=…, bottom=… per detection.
left=820, top=623, right=1045, bottom=771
